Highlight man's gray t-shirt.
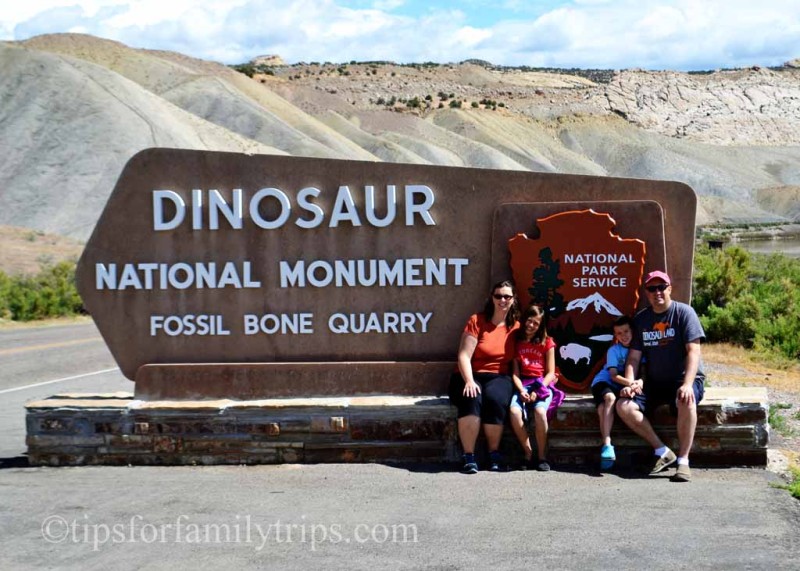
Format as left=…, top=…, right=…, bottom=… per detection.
left=631, top=301, right=705, bottom=384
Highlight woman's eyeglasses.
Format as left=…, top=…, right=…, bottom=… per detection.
left=493, top=294, right=514, bottom=300
left=645, top=284, right=669, bottom=293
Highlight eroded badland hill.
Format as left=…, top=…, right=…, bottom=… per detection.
left=2, top=33, right=800, bottom=248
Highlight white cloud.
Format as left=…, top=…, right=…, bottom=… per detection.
left=371, top=0, right=404, bottom=10
left=0, top=0, right=124, bottom=23
left=1, top=0, right=799, bottom=69
left=472, top=0, right=800, bottom=69
left=102, top=1, right=203, bottom=28
left=452, top=26, right=493, bottom=49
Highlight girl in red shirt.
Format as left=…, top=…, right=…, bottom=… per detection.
left=510, top=304, right=557, bottom=471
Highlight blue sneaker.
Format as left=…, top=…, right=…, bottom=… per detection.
left=489, top=450, right=503, bottom=472
left=461, top=461, right=479, bottom=474
left=461, top=453, right=478, bottom=474
left=600, top=444, right=616, bottom=471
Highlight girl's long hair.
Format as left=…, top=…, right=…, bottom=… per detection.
left=483, top=279, right=520, bottom=328
left=516, top=303, right=547, bottom=344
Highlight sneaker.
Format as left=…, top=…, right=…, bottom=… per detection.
left=461, top=461, right=479, bottom=474
left=671, top=463, right=691, bottom=482
left=489, top=451, right=502, bottom=472
left=536, top=460, right=551, bottom=472
left=649, top=449, right=677, bottom=475
left=461, top=453, right=478, bottom=474
left=600, top=444, right=616, bottom=471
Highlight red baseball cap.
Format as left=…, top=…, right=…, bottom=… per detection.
left=644, top=270, right=671, bottom=285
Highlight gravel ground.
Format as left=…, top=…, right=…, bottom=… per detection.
left=704, top=353, right=800, bottom=465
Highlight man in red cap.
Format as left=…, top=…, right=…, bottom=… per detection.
left=616, top=270, right=705, bottom=482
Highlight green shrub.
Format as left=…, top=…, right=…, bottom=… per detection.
left=0, top=261, right=84, bottom=321
left=787, top=468, right=800, bottom=499
left=693, top=246, right=800, bottom=360
left=0, top=271, right=12, bottom=319
left=700, top=294, right=760, bottom=347
left=772, top=467, right=800, bottom=500
left=692, top=245, right=750, bottom=315
left=769, top=404, right=794, bottom=436
left=229, top=63, right=274, bottom=78
left=230, top=63, right=255, bottom=77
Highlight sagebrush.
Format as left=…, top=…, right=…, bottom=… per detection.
left=693, top=246, right=800, bottom=361
left=0, top=261, right=84, bottom=321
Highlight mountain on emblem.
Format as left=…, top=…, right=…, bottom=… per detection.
left=565, top=292, right=622, bottom=316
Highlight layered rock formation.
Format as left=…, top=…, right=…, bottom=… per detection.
left=600, top=67, right=800, bottom=145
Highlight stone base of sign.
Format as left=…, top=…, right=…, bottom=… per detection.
left=25, top=387, right=767, bottom=468
left=25, top=394, right=458, bottom=466
left=516, top=386, right=769, bottom=468
left=134, top=362, right=454, bottom=400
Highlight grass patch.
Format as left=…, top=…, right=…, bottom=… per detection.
left=769, top=404, right=795, bottom=437
left=702, top=343, right=800, bottom=393
left=772, top=467, right=800, bottom=500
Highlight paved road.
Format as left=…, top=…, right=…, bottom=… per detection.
left=0, top=321, right=118, bottom=389
left=0, top=321, right=129, bottom=458
left=1, top=321, right=799, bottom=570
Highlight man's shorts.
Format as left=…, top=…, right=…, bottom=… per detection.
left=591, top=381, right=623, bottom=406
left=630, top=378, right=705, bottom=417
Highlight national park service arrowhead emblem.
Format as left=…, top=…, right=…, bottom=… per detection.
left=509, top=210, right=646, bottom=392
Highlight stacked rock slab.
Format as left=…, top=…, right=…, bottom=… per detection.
left=26, top=387, right=767, bottom=467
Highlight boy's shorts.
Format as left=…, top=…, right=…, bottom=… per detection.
left=591, top=381, right=623, bottom=406
left=630, top=378, right=705, bottom=417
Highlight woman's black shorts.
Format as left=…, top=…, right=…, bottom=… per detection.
left=448, top=372, right=514, bottom=425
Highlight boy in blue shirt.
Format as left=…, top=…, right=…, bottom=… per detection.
left=591, top=316, right=643, bottom=470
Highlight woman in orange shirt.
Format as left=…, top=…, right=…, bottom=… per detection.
left=448, top=280, right=520, bottom=474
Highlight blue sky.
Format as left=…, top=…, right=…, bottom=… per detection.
left=2, top=0, right=799, bottom=70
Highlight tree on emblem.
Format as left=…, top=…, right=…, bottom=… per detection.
left=530, top=247, right=565, bottom=314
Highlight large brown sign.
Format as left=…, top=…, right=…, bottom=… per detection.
left=77, top=149, right=697, bottom=397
